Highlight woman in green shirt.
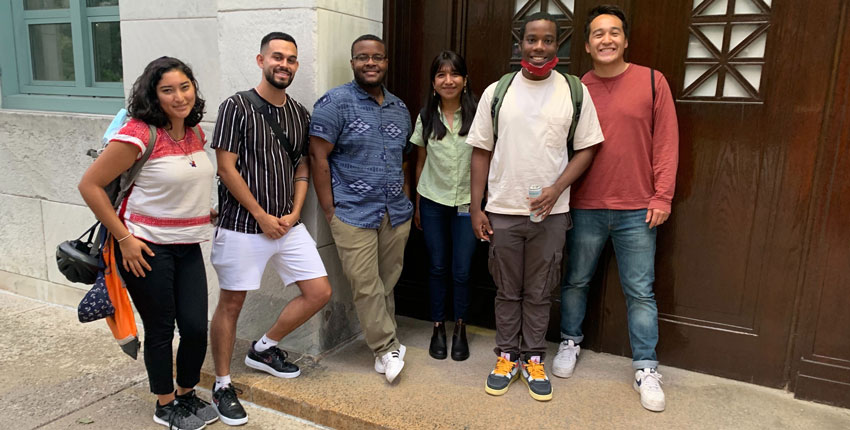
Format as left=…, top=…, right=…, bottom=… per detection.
left=412, top=51, right=478, bottom=361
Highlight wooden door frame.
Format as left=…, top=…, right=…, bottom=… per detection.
left=787, top=0, right=850, bottom=408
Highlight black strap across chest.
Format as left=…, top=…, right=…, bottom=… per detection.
left=238, top=90, right=299, bottom=163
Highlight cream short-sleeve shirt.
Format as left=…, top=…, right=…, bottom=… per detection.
left=466, top=72, right=604, bottom=215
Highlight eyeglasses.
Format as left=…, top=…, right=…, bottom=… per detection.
left=352, top=54, right=387, bottom=63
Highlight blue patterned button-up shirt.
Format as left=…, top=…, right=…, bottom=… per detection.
left=310, top=81, right=413, bottom=228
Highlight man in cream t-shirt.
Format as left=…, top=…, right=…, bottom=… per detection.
left=468, top=11, right=604, bottom=402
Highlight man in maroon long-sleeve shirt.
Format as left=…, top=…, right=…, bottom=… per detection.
left=552, top=5, right=679, bottom=413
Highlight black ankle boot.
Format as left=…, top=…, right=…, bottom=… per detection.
left=451, top=319, right=470, bottom=361
left=429, top=323, right=447, bottom=359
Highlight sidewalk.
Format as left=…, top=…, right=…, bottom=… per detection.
left=4, top=289, right=850, bottom=430
left=0, top=291, right=323, bottom=430
left=211, top=320, right=850, bottom=429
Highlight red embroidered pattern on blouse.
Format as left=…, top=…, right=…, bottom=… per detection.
left=128, top=213, right=211, bottom=227
left=115, top=119, right=206, bottom=160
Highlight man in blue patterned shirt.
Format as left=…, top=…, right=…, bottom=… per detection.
left=309, top=34, right=413, bottom=384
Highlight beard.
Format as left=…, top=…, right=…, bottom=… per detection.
left=264, top=67, right=292, bottom=90
left=353, top=69, right=383, bottom=88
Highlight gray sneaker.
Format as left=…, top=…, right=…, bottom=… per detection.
left=176, top=389, right=219, bottom=424
left=521, top=358, right=553, bottom=401
left=484, top=355, right=520, bottom=396
left=153, top=399, right=206, bottom=430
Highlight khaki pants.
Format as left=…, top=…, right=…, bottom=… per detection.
left=488, top=212, right=571, bottom=359
left=330, top=214, right=411, bottom=356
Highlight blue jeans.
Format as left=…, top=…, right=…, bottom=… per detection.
left=560, top=209, right=659, bottom=369
left=419, top=197, right=478, bottom=322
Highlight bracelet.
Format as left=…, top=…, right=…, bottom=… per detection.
left=116, top=233, right=133, bottom=243
left=294, top=177, right=309, bottom=183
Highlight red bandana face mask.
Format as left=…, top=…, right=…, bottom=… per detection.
left=520, top=57, right=559, bottom=77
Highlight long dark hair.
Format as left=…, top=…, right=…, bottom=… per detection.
left=127, top=56, right=205, bottom=128
left=421, top=51, right=477, bottom=142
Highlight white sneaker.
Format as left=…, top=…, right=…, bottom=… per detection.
left=552, top=340, right=580, bottom=378
left=379, top=348, right=405, bottom=383
left=634, top=368, right=665, bottom=412
left=374, top=344, right=406, bottom=374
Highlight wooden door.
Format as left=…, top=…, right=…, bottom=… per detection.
left=787, top=1, right=850, bottom=407
left=385, top=0, right=514, bottom=328
left=591, top=0, right=845, bottom=389
left=384, top=0, right=850, bottom=403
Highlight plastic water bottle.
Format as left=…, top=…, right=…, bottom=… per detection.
left=529, top=185, right=543, bottom=222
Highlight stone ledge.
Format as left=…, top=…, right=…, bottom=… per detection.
left=197, top=336, right=394, bottom=430
left=0, top=269, right=86, bottom=309
left=196, top=317, right=850, bottom=430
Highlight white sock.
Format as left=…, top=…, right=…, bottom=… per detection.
left=254, top=334, right=278, bottom=352
left=214, top=375, right=231, bottom=392
left=529, top=355, right=541, bottom=364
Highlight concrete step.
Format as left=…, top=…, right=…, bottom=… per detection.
left=201, top=317, right=850, bottom=430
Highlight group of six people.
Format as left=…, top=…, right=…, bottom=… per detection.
left=77, top=5, right=677, bottom=429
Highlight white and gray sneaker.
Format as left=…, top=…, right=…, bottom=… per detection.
left=552, top=340, right=580, bottom=378
left=374, top=344, right=406, bottom=374
left=175, top=389, right=218, bottom=425
left=153, top=399, right=206, bottom=430
left=634, top=368, right=665, bottom=412
left=377, top=347, right=405, bottom=383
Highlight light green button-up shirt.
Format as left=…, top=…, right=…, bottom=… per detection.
left=411, top=106, right=472, bottom=207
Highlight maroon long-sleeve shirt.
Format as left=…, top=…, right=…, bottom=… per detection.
left=572, top=64, right=679, bottom=213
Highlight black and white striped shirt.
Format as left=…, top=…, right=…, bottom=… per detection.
left=211, top=89, right=311, bottom=234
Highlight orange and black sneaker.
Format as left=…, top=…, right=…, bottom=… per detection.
left=484, top=354, right=520, bottom=396
left=521, top=357, right=553, bottom=401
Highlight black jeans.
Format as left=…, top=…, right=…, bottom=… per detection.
left=116, top=241, right=208, bottom=395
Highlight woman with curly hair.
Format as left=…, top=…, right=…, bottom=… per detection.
left=78, top=56, right=216, bottom=430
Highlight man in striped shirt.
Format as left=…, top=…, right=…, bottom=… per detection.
left=208, top=32, right=332, bottom=426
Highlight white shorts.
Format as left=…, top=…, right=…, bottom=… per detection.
left=211, top=224, right=328, bottom=291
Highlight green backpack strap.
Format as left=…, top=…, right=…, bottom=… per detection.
left=191, top=125, right=203, bottom=142
left=124, top=124, right=157, bottom=184
left=564, top=73, right=583, bottom=160
left=490, top=71, right=582, bottom=159
left=113, top=124, right=157, bottom=210
left=489, top=72, right=518, bottom=144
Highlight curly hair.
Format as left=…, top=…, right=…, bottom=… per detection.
left=351, top=34, right=384, bottom=57
left=520, top=12, right=560, bottom=41
left=127, top=56, right=205, bottom=128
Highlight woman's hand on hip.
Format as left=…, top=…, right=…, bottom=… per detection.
left=119, top=237, right=155, bottom=277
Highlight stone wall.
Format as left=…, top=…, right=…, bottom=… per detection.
left=0, top=0, right=383, bottom=357
left=0, top=111, right=119, bottom=306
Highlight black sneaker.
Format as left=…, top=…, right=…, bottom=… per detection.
left=154, top=399, right=206, bottom=430
left=244, top=341, right=301, bottom=378
left=211, top=384, right=248, bottom=426
left=175, top=389, right=219, bottom=424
